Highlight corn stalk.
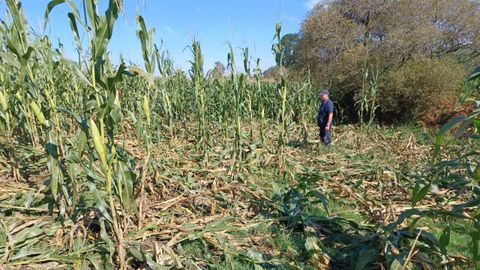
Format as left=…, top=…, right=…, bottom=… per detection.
left=272, top=23, right=288, bottom=173
left=357, top=62, right=381, bottom=128
left=228, top=44, right=243, bottom=173
left=46, top=1, right=132, bottom=269
left=189, top=39, right=209, bottom=163
left=254, top=59, right=265, bottom=145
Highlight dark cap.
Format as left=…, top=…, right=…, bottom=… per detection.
left=319, top=89, right=330, bottom=96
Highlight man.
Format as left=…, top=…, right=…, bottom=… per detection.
left=317, top=89, right=334, bottom=146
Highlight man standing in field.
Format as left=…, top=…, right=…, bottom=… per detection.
left=317, top=89, right=334, bottom=146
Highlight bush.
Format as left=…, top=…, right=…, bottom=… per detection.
left=379, top=58, right=467, bottom=125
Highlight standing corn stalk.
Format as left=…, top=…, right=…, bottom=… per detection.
left=46, top=1, right=130, bottom=268
left=138, top=94, right=152, bottom=228
left=155, top=45, right=175, bottom=139
left=189, top=39, right=209, bottom=163
left=254, top=59, right=265, bottom=145
left=4, top=0, right=40, bottom=146
left=242, top=48, right=255, bottom=143
left=31, top=101, right=70, bottom=217
left=228, top=44, right=243, bottom=173
left=302, top=70, right=317, bottom=144
left=297, top=77, right=311, bottom=145
left=136, top=15, right=156, bottom=228
left=0, top=88, right=11, bottom=135
left=272, top=23, right=288, bottom=172
left=357, top=62, right=381, bottom=128
left=367, top=67, right=380, bottom=127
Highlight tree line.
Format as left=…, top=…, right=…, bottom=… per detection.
left=277, top=0, right=480, bottom=125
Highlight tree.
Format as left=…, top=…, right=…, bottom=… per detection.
left=280, top=33, right=300, bottom=67
left=262, top=66, right=288, bottom=82
left=211, top=61, right=225, bottom=79
left=296, top=0, right=480, bottom=123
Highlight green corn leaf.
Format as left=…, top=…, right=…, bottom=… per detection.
left=67, top=12, right=82, bottom=51
left=435, top=116, right=466, bottom=154
left=12, top=226, right=43, bottom=245
left=354, top=250, right=377, bottom=270
left=142, top=94, right=151, bottom=127
left=136, top=15, right=155, bottom=74
left=30, top=101, right=48, bottom=127
left=411, top=181, right=431, bottom=206
left=99, top=218, right=115, bottom=263
left=19, top=46, right=34, bottom=67
left=439, top=225, right=450, bottom=255
left=473, top=224, right=480, bottom=270
left=467, top=66, right=480, bottom=82
left=6, top=0, right=30, bottom=51
left=89, top=118, right=108, bottom=168
left=0, top=91, right=9, bottom=111
left=0, top=52, right=21, bottom=69
left=92, top=0, right=122, bottom=61
left=117, top=162, right=137, bottom=214
left=107, top=63, right=129, bottom=90
left=59, top=57, right=92, bottom=86
left=390, top=259, right=404, bottom=270
left=88, top=183, right=113, bottom=223
left=44, top=0, right=84, bottom=30
left=85, top=0, right=99, bottom=33
left=305, top=236, right=321, bottom=252
left=128, top=246, right=146, bottom=262
left=86, top=253, right=104, bottom=270
left=77, top=130, right=88, bottom=159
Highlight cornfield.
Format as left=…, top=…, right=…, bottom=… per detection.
left=0, top=1, right=479, bottom=269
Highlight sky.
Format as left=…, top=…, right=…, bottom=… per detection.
left=0, top=0, right=322, bottom=72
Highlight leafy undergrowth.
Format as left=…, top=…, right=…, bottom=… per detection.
left=0, top=124, right=476, bottom=269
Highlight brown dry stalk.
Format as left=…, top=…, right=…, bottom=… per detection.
left=402, top=229, right=423, bottom=270
left=138, top=154, right=150, bottom=228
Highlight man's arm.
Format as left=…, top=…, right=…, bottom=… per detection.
left=326, top=112, right=333, bottom=130
left=326, top=101, right=334, bottom=130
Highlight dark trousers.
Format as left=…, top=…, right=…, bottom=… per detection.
left=319, top=125, right=332, bottom=146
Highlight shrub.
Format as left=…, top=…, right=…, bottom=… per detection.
left=379, top=58, right=466, bottom=125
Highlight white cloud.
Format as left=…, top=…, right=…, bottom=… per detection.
left=304, top=0, right=324, bottom=10
left=280, top=12, right=300, bottom=24
left=162, top=26, right=176, bottom=34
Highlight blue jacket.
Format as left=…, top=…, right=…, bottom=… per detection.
left=317, top=99, right=334, bottom=127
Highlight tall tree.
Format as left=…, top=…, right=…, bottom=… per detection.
left=296, top=0, right=480, bottom=123
left=298, top=0, right=480, bottom=83
left=211, top=61, right=226, bottom=79
left=281, top=33, right=300, bottom=67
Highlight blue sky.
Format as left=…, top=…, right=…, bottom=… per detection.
left=1, top=0, right=321, bottom=71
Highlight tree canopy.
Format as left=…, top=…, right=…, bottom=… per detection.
left=291, top=0, right=480, bottom=123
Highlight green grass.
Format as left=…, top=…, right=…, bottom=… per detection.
left=421, top=215, right=474, bottom=258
